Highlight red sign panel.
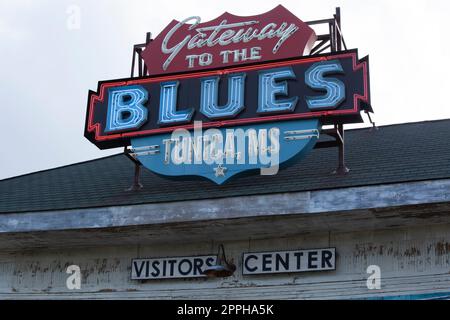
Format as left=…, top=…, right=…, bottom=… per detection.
left=141, top=5, right=317, bottom=76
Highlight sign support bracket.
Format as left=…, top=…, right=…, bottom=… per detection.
left=124, top=147, right=144, bottom=191
left=315, top=123, right=349, bottom=175
left=309, top=8, right=351, bottom=175
left=126, top=32, right=153, bottom=190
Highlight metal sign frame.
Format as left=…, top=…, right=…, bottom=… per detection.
left=121, top=7, right=371, bottom=188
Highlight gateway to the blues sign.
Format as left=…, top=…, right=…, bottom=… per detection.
left=84, top=5, right=371, bottom=184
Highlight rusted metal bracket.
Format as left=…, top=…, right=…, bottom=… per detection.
left=315, top=124, right=349, bottom=175
left=124, top=147, right=143, bottom=191
left=334, top=124, right=349, bottom=174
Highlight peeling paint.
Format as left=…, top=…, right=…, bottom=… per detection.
left=1, top=223, right=450, bottom=298
left=435, top=242, right=450, bottom=256
left=403, top=247, right=421, bottom=257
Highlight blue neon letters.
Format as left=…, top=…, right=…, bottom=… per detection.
left=105, top=62, right=347, bottom=130
left=105, top=85, right=148, bottom=132
left=200, top=73, right=246, bottom=119
left=257, top=67, right=298, bottom=114
left=305, top=60, right=345, bottom=110
left=159, top=81, right=194, bottom=125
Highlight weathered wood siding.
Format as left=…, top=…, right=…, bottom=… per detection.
left=1, top=223, right=450, bottom=299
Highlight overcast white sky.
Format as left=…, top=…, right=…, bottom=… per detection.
left=0, top=0, right=449, bottom=179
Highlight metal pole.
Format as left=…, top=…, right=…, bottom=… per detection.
left=335, top=7, right=342, bottom=51
left=142, top=32, right=152, bottom=76
left=130, top=48, right=136, bottom=77
left=125, top=161, right=143, bottom=191
left=126, top=32, right=154, bottom=190
left=137, top=48, right=143, bottom=77
left=329, top=21, right=336, bottom=52
left=335, top=124, right=349, bottom=174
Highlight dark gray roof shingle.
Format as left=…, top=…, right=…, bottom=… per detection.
left=1, top=119, right=450, bottom=214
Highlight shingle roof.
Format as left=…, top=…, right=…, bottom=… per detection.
left=1, top=119, right=450, bottom=214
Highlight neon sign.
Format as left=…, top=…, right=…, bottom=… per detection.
left=84, top=7, right=371, bottom=184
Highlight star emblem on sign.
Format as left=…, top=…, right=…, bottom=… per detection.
left=213, top=164, right=227, bottom=177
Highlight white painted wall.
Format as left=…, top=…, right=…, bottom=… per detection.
left=1, top=222, right=450, bottom=299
